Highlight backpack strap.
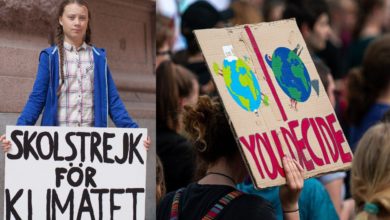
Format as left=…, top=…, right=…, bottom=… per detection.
left=170, top=188, right=185, bottom=220
left=202, top=190, right=243, bottom=220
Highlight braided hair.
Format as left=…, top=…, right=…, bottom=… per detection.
left=55, top=0, right=92, bottom=94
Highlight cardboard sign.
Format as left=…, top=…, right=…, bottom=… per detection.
left=194, top=19, right=353, bottom=188
left=4, top=126, right=147, bottom=220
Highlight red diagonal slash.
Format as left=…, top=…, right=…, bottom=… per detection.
left=244, top=25, right=287, bottom=121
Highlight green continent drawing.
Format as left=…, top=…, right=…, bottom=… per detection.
left=214, top=58, right=262, bottom=112
left=265, top=47, right=311, bottom=102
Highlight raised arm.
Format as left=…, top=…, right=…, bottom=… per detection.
left=279, top=156, right=304, bottom=220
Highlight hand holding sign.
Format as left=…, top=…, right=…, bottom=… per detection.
left=0, top=134, right=11, bottom=152
left=279, top=156, right=304, bottom=212
left=143, top=136, right=151, bottom=151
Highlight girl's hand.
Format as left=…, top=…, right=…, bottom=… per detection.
left=143, top=136, right=151, bottom=151
left=0, top=134, right=11, bottom=153
left=279, top=156, right=304, bottom=213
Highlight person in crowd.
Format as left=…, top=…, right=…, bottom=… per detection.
left=156, top=14, right=175, bottom=69
left=351, top=122, right=390, bottom=220
left=158, top=96, right=304, bottom=220
left=263, top=0, right=286, bottom=22
left=346, top=0, right=386, bottom=72
left=338, top=0, right=358, bottom=52
left=316, top=0, right=345, bottom=81
left=317, top=0, right=358, bottom=80
left=229, top=0, right=263, bottom=25
left=315, top=59, right=347, bottom=218
left=238, top=178, right=338, bottom=220
left=156, top=61, right=198, bottom=193
left=346, top=34, right=390, bottom=150
left=345, top=34, right=390, bottom=201
left=283, top=0, right=330, bottom=57
left=174, top=1, right=232, bottom=95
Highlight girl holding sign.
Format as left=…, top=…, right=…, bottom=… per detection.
left=157, top=96, right=304, bottom=220
left=1, top=0, right=150, bottom=149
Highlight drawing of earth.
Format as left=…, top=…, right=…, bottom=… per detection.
left=265, top=47, right=311, bottom=102
left=222, top=58, right=261, bottom=112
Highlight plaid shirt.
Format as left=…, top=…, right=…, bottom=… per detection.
left=57, top=41, right=94, bottom=127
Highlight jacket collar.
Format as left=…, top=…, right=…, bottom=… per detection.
left=63, top=41, right=88, bottom=52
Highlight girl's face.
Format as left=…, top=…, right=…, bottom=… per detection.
left=59, top=3, right=89, bottom=45
left=308, top=13, right=330, bottom=51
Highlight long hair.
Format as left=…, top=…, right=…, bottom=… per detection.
left=156, top=61, right=197, bottom=131
left=351, top=123, right=390, bottom=219
left=346, top=34, right=390, bottom=125
left=183, top=96, right=238, bottom=178
left=56, top=0, right=92, bottom=94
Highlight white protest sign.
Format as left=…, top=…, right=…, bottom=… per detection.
left=4, top=126, right=147, bottom=220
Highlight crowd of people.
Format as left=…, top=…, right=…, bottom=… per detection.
left=156, top=0, right=390, bottom=219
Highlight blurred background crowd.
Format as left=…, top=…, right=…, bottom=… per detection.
left=156, top=0, right=390, bottom=219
